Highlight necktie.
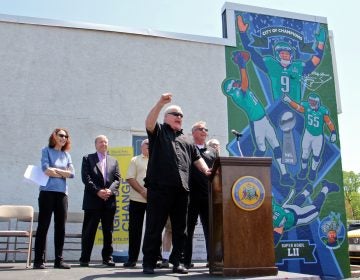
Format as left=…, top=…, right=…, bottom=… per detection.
left=101, top=155, right=107, bottom=182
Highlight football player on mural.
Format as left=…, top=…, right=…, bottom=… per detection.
left=272, top=179, right=339, bottom=246
left=222, top=50, right=294, bottom=186
left=236, top=15, right=326, bottom=103
left=320, top=212, right=343, bottom=248
left=282, top=93, right=337, bottom=181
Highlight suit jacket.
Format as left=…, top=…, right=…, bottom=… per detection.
left=81, top=152, right=121, bottom=210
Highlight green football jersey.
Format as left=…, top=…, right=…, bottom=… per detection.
left=272, top=200, right=295, bottom=231
left=301, top=102, right=329, bottom=136
left=264, top=57, right=305, bottom=102
left=230, top=88, right=265, bottom=121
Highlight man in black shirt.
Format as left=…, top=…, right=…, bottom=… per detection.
left=142, top=93, right=211, bottom=274
left=183, top=121, right=217, bottom=269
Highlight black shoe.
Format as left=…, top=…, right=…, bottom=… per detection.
left=184, top=263, right=194, bottom=269
left=143, top=266, right=155, bottom=274
left=79, top=261, right=89, bottom=267
left=172, top=265, right=188, bottom=274
left=156, top=259, right=169, bottom=268
left=54, top=262, right=71, bottom=269
left=123, top=261, right=136, bottom=268
left=103, top=259, right=116, bottom=267
left=33, top=263, right=46, bottom=269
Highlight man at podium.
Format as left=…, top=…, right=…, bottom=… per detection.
left=142, top=93, right=211, bottom=275
left=183, top=121, right=217, bottom=269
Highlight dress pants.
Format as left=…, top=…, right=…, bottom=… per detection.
left=183, top=195, right=209, bottom=265
left=34, top=191, right=68, bottom=264
left=80, top=207, right=116, bottom=262
left=127, top=200, right=147, bottom=262
left=142, top=186, right=189, bottom=268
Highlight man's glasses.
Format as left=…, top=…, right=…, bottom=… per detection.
left=196, top=127, right=208, bottom=132
left=58, top=134, right=69, bottom=139
left=167, top=112, right=184, bottom=118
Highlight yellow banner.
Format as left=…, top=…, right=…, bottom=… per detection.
left=95, top=146, right=133, bottom=245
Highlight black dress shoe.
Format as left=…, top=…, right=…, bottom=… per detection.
left=54, top=262, right=71, bottom=269
left=184, top=263, right=194, bottom=269
left=143, top=266, right=155, bottom=274
left=80, top=261, right=89, bottom=267
left=123, top=261, right=136, bottom=267
left=33, top=263, right=46, bottom=269
left=156, top=259, right=169, bottom=268
left=172, top=265, right=188, bottom=274
left=103, top=260, right=116, bottom=266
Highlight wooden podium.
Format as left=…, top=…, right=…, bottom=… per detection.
left=208, top=156, right=278, bottom=277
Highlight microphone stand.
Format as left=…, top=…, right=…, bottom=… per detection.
left=235, top=134, right=244, bottom=157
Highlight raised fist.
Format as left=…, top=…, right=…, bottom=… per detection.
left=160, top=93, right=172, bottom=105
left=232, top=51, right=250, bottom=68
left=237, top=15, right=248, bottom=33
left=282, top=94, right=292, bottom=103
left=330, top=131, right=337, bottom=143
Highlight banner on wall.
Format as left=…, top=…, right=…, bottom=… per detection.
left=222, top=5, right=350, bottom=278
left=95, top=146, right=133, bottom=246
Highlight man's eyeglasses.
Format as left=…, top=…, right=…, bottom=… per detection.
left=58, top=134, right=69, bottom=139
left=196, top=127, right=208, bottom=132
left=167, top=112, right=184, bottom=118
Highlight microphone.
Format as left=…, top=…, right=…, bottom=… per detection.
left=231, top=129, right=243, bottom=138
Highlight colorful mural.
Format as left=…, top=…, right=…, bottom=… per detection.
left=222, top=8, right=350, bottom=278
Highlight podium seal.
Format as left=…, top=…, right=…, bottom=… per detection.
left=232, top=176, right=265, bottom=211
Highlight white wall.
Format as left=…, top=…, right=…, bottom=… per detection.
left=0, top=19, right=228, bottom=209
left=0, top=18, right=228, bottom=261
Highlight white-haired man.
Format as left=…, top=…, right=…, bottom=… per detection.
left=142, top=93, right=210, bottom=275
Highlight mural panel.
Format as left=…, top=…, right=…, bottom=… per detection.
left=222, top=8, right=349, bottom=278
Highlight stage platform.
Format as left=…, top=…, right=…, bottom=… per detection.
left=0, top=261, right=322, bottom=280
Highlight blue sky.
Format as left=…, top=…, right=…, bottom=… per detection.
left=0, top=0, right=358, bottom=172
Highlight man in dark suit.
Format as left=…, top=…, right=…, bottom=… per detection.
left=79, top=135, right=120, bottom=267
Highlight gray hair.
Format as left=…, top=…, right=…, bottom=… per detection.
left=95, top=135, right=108, bottom=144
left=163, top=105, right=183, bottom=121
left=191, top=121, right=207, bottom=132
left=207, top=138, right=220, bottom=147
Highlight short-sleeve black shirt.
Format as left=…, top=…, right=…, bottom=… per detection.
left=145, top=123, right=201, bottom=191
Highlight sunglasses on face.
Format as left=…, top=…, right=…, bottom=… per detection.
left=196, top=127, right=208, bottom=132
left=57, top=134, right=68, bottom=139
left=167, top=112, right=184, bottom=118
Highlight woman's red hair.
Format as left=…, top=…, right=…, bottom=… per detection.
left=48, top=128, right=71, bottom=151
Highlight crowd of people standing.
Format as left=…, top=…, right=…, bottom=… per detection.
left=32, top=93, right=220, bottom=275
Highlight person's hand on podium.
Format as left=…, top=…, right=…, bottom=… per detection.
left=205, top=168, right=212, bottom=176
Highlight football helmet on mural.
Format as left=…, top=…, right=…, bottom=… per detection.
left=274, top=42, right=294, bottom=66
left=308, top=92, right=321, bottom=110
